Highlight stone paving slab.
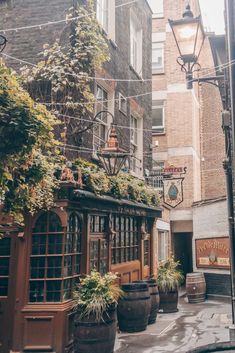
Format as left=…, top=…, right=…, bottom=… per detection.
left=114, top=297, right=232, bottom=353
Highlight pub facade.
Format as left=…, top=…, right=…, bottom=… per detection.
left=0, top=185, right=161, bottom=353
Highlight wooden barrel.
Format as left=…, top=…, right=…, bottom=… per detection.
left=186, top=272, right=206, bottom=303
left=74, top=304, right=117, bottom=353
left=147, top=280, right=160, bottom=324
left=133, top=280, right=160, bottom=324
left=159, top=289, right=178, bottom=313
left=117, top=283, right=151, bottom=332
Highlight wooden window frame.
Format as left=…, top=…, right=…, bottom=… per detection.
left=29, top=211, right=82, bottom=303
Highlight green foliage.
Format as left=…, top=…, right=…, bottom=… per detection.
left=74, top=159, right=161, bottom=207
left=157, top=256, right=184, bottom=292
left=22, top=0, right=110, bottom=138
left=73, top=271, right=123, bottom=322
left=0, top=62, right=62, bottom=221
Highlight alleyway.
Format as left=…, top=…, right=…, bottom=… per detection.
left=115, top=296, right=232, bottom=353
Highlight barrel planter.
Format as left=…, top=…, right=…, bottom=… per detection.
left=159, top=289, right=178, bottom=313
left=186, top=273, right=206, bottom=303
left=147, top=279, right=160, bottom=324
left=117, top=283, right=151, bottom=332
left=73, top=304, right=117, bottom=353
left=133, top=280, right=160, bottom=324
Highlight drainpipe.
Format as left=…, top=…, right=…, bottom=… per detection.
left=225, top=0, right=235, bottom=341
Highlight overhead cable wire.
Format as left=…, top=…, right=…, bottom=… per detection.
left=0, top=0, right=140, bottom=34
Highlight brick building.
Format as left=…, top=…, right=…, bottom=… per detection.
left=0, top=1, right=162, bottom=352
left=148, top=0, right=229, bottom=294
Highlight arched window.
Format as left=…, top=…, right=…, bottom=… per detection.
left=29, top=211, right=82, bottom=303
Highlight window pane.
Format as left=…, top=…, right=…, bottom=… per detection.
left=152, top=107, right=164, bottom=128
left=48, top=212, right=62, bottom=232
left=152, top=43, right=164, bottom=70
left=46, top=280, right=61, bottom=302
left=0, top=258, right=9, bottom=276
left=32, top=234, right=46, bottom=255
left=148, top=0, right=163, bottom=16
left=0, top=238, right=11, bottom=256
left=31, top=257, right=45, bottom=279
left=74, top=255, right=81, bottom=274
left=48, top=234, right=63, bottom=254
left=63, top=279, right=72, bottom=301
left=64, top=256, right=73, bottom=277
left=47, top=257, right=62, bottom=278
left=65, top=233, right=73, bottom=253
left=34, top=213, right=47, bottom=233
left=29, top=281, right=44, bottom=302
left=0, top=278, right=9, bottom=296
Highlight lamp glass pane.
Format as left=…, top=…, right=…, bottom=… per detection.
left=195, top=24, right=204, bottom=58
left=172, top=21, right=199, bottom=58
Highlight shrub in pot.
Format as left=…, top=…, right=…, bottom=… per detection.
left=157, top=256, right=184, bottom=313
left=73, top=271, right=123, bottom=353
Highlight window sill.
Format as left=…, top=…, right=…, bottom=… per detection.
left=152, top=69, right=165, bottom=75
left=129, top=64, right=143, bottom=80
left=152, top=130, right=166, bottom=136
left=152, top=14, right=164, bottom=19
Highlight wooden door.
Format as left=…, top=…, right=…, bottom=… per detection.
left=0, top=236, right=17, bottom=353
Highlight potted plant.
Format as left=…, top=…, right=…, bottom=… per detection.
left=73, top=271, right=123, bottom=353
left=157, top=256, right=184, bottom=313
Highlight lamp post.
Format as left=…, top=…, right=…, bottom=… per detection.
left=95, top=111, right=129, bottom=176
left=169, top=4, right=235, bottom=342
left=168, top=5, right=224, bottom=89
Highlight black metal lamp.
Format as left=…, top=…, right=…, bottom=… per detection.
left=0, top=34, right=7, bottom=53
left=169, top=4, right=205, bottom=89
left=97, top=124, right=129, bottom=176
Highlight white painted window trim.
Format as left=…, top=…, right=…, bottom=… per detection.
left=152, top=41, right=165, bottom=74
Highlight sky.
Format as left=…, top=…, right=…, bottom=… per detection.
left=199, top=0, right=225, bottom=34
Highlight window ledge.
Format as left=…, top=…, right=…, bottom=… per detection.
left=152, top=69, right=165, bottom=75
left=152, top=14, right=164, bottom=19
left=129, top=64, right=143, bottom=80
left=152, top=131, right=166, bottom=136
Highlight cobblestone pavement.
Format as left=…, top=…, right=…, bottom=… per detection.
left=114, top=296, right=232, bottom=353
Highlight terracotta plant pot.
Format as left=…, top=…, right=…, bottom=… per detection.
left=73, top=304, right=117, bottom=353
left=159, top=289, right=178, bottom=313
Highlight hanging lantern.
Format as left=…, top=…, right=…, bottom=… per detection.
left=97, top=125, right=129, bottom=176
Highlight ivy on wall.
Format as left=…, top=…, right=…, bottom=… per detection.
left=0, top=62, right=62, bottom=221
left=73, top=159, right=161, bottom=207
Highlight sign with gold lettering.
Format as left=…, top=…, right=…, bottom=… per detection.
left=195, top=237, right=230, bottom=269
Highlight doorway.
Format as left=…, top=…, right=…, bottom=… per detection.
left=173, top=232, right=193, bottom=279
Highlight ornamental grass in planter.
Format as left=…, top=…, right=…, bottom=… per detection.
left=73, top=271, right=123, bottom=353
left=157, top=256, right=184, bottom=313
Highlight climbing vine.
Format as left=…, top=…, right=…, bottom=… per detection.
left=0, top=62, right=62, bottom=222
left=22, top=0, right=110, bottom=145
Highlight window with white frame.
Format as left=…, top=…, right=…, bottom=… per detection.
left=157, top=230, right=169, bottom=261
left=130, top=11, right=143, bottom=76
left=148, top=0, right=164, bottom=17
left=93, top=85, right=109, bottom=152
left=119, top=93, right=127, bottom=115
left=96, top=0, right=115, bottom=40
left=152, top=100, right=165, bottom=133
left=152, top=42, right=164, bottom=73
left=130, top=115, right=143, bottom=175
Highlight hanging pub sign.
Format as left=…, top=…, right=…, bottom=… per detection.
left=163, top=178, right=184, bottom=208
left=195, top=237, right=230, bottom=269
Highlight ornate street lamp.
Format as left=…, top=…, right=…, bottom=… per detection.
left=0, top=34, right=7, bottom=53
left=96, top=111, right=129, bottom=176
left=169, top=5, right=205, bottom=89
